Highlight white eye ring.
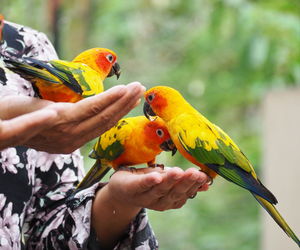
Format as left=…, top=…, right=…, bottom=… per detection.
left=147, top=94, right=155, bottom=102
left=106, top=54, right=114, bottom=63
left=156, top=129, right=164, bottom=138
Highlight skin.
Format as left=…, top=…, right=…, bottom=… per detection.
left=93, top=166, right=209, bottom=249
left=0, top=82, right=210, bottom=249
left=0, top=82, right=144, bottom=153
left=0, top=110, right=58, bottom=150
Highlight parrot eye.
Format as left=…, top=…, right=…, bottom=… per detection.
left=156, top=129, right=164, bottom=138
left=147, top=93, right=155, bottom=103
left=106, top=54, right=114, bottom=63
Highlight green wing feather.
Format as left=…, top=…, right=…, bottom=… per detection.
left=90, top=119, right=130, bottom=161
left=177, top=113, right=277, bottom=204
left=77, top=119, right=131, bottom=189
left=50, top=61, right=92, bottom=93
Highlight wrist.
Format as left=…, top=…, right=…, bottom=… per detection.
left=95, top=184, right=142, bottom=216
left=92, top=184, right=142, bottom=249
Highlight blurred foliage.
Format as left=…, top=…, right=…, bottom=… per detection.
left=2, top=0, right=300, bottom=249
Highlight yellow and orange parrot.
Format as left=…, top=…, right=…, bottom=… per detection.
left=0, top=14, right=4, bottom=41
left=143, top=86, right=300, bottom=247
left=4, top=48, right=120, bottom=102
left=77, top=116, right=176, bottom=189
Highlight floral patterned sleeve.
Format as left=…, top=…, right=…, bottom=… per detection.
left=0, top=21, right=158, bottom=249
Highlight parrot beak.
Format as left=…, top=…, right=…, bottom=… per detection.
left=160, top=139, right=177, bottom=156
left=143, top=102, right=156, bottom=121
left=108, top=61, right=121, bottom=79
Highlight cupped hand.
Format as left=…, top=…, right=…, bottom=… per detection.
left=92, top=166, right=210, bottom=249
left=0, top=82, right=145, bottom=153
left=107, top=166, right=210, bottom=211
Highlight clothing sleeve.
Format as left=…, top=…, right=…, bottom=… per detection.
left=0, top=21, right=158, bottom=250
left=25, top=173, right=159, bottom=249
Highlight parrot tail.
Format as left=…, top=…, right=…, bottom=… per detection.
left=252, top=193, right=300, bottom=247
left=76, top=160, right=111, bottom=190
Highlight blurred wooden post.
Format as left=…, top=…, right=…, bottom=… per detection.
left=66, top=0, right=91, bottom=57
left=48, top=0, right=62, bottom=54
left=262, top=89, right=300, bottom=250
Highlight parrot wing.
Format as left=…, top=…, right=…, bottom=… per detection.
left=176, top=113, right=277, bottom=204
left=77, top=119, right=132, bottom=189
left=50, top=60, right=104, bottom=97
left=26, top=58, right=84, bottom=95
left=89, top=119, right=131, bottom=162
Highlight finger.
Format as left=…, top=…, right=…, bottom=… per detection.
left=65, top=84, right=127, bottom=122
left=168, top=168, right=205, bottom=200
left=0, top=110, right=58, bottom=150
left=72, top=82, right=145, bottom=141
left=198, top=183, right=210, bottom=192
left=185, top=170, right=209, bottom=197
left=130, top=167, right=166, bottom=175
left=147, top=167, right=184, bottom=198
left=137, top=172, right=163, bottom=192
left=111, top=170, right=163, bottom=194
left=172, top=199, right=187, bottom=209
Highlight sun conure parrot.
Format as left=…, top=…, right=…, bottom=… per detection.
left=0, top=14, right=4, bottom=41
left=77, top=116, right=177, bottom=189
left=4, top=48, right=121, bottom=102
left=143, top=86, right=300, bottom=247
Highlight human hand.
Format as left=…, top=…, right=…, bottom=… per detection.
left=0, top=109, right=57, bottom=151
left=107, top=166, right=210, bottom=211
left=92, top=167, right=209, bottom=249
left=0, top=82, right=145, bottom=153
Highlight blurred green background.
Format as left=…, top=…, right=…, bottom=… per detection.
left=2, top=0, right=300, bottom=249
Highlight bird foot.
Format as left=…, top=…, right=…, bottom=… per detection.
left=148, top=163, right=165, bottom=169
left=110, top=166, right=137, bottom=178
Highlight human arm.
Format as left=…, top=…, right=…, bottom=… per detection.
left=92, top=167, right=210, bottom=249
left=0, top=82, right=144, bottom=153
left=0, top=109, right=58, bottom=150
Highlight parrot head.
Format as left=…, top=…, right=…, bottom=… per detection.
left=144, top=86, right=187, bottom=122
left=72, top=48, right=121, bottom=80
left=144, top=117, right=177, bottom=156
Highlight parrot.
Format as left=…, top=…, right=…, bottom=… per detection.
left=3, top=48, right=121, bottom=102
left=0, top=14, right=4, bottom=41
left=76, top=116, right=177, bottom=189
left=143, top=85, right=300, bottom=247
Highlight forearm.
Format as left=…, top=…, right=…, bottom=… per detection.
left=0, top=95, right=52, bottom=119
left=92, top=185, right=142, bottom=250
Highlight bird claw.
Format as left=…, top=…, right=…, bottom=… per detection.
left=148, top=163, right=165, bottom=169
left=110, top=166, right=137, bottom=178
